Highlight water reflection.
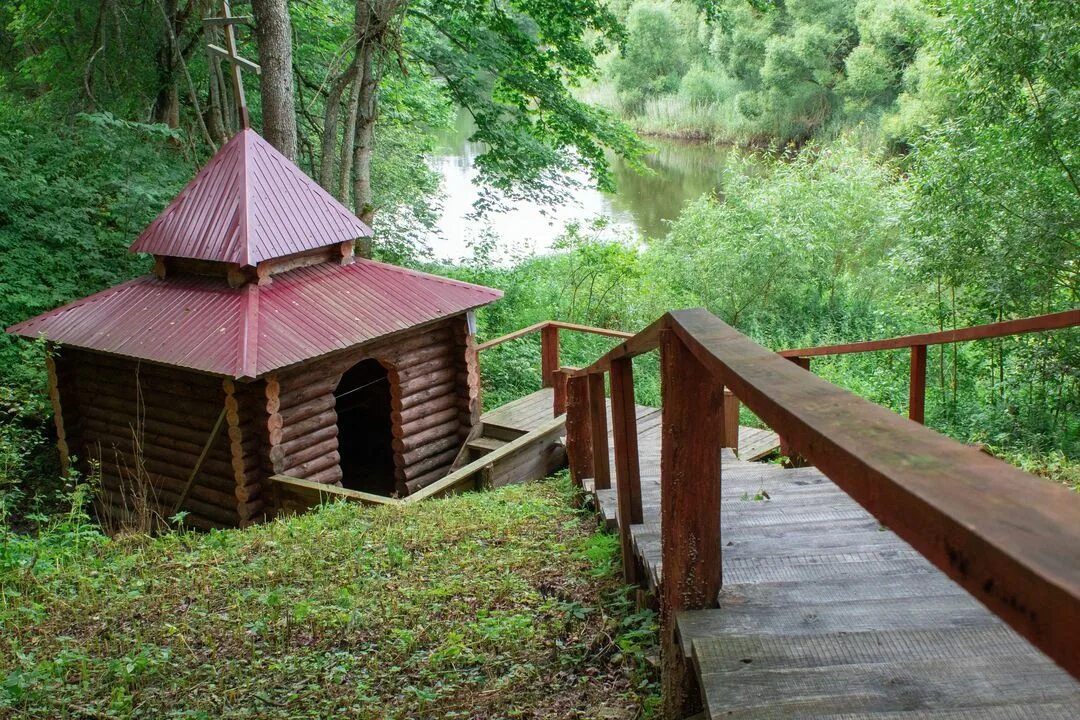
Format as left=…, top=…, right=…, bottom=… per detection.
left=429, top=114, right=729, bottom=261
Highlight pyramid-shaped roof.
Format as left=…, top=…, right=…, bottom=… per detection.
left=130, top=128, right=372, bottom=266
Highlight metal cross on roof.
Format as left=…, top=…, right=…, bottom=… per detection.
left=204, top=1, right=261, bottom=130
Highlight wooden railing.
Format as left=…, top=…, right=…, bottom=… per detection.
left=477, top=320, right=635, bottom=414
left=779, top=309, right=1079, bottom=424
left=556, top=308, right=1079, bottom=712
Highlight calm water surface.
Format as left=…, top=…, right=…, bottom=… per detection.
left=428, top=117, right=732, bottom=261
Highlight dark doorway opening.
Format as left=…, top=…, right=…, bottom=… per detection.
left=335, top=359, right=395, bottom=495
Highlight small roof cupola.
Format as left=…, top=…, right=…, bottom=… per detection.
left=132, top=128, right=373, bottom=287
left=8, top=128, right=502, bottom=380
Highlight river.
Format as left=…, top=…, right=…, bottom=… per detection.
left=428, top=116, right=732, bottom=261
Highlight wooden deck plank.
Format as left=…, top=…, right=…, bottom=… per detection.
left=583, top=403, right=1080, bottom=717
left=697, top=656, right=1079, bottom=719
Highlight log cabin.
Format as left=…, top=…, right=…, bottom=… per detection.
left=7, top=128, right=502, bottom=529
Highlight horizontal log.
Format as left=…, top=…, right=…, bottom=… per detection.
left=281, top=450, right=340, bottom=479
left=278, top=408, right=337, bottom=445
left=395, top=356, right=456, bottom=383
left=392, top=406, right=459, bottom=439
left=95, top=460, right=238, bottom=511
left=80, top=417, right=236, bottom=464
left=93, top=451, right=236, bottom=496
left=396, top=447, right=459, bottom=481
left=302, top=465, right=344, bottom=486
left=377, top=325, right=452, bottom=355
left=74, top=375, right=223, bottom=407
left=96, top=476, right=238, bottom=527
left=86, top=432, right=240, bottom=482
left=280, top=437, right=338, bottom=470
left=78, top=415, right=230, bottom=454
left=392, top=393, right=459, bottom=427
left=398, top=367, right=457, bottom=396
left=76, top=355, right=222, bottom=389
left=399, top=433, right=461, bottom=467
left=276, top=379, right=337, bottom=410
left=392, top=421, right=460, bottom=454
left=393, top=343, right=454, bottom=370
left=279, top=394, right=336, bottom=428
left=404, top=467, right=450, bottom=495
left=393, top=382, right=457, bottom=414
left=270, top=424, right=338, bottom=464
left=80, top=396, right=222, bottom=433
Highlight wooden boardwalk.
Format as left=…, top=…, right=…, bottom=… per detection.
left=584, top=418, right=1080, bottom=718
left=484, top=389, right=779, bottom=461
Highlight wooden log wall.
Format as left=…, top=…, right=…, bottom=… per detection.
left=59, top=350, right=242, bottom=530
left=266, top=315, right=479, bottom=499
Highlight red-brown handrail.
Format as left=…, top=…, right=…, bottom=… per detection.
left=559, top=308, right=1079, bottom=716
left=778, top=309, right=1080, bottom=424
left=476, top=320, right=635, bottom=388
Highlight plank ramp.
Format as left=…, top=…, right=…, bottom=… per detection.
left=583, top=419, right=1080, bottom=718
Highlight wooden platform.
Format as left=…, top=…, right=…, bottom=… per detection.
left=484, top=388, right=780, bottom=461
left=583, top=420, right=1080, bottom=718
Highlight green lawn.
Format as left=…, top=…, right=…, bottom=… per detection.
left=0, top=475, right=659, bottom=718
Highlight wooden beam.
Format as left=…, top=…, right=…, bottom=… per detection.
left=721, top=388, right=739, bottom=449
left=909, top=344, right=927, bottom=424
left=659, top=329, right=723, bottom=719
left=404, top=416, right=565, bottom=503
left=610, top=356, right=642, bottom=585
left=207, top=44, right=262, bottom=74
left=552, top=368, right=569, bottom=417
left=202, top=15, right=252, bottom=26
left=540, top=324, right=560, bottom=388
left=587, top=372, right=611, bottom=490
left=779, top=309, right=1079, bottom=358
left=565, top=374, right=592, bottom=486
left=666, top=308, right=1080, bottom=679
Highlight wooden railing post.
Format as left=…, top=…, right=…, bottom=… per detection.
left=552, top=368, right=569, bottom=416
left=909, top=344, right=927, bottom=424
left=779, top=356, right=810, bottom=466
left=540, top=324, right=560, bottom=387
left=565, top=374, right=592, bottom=486
left=722, top=388, right=739, bottom=449
left=610, top=356, right=642, bottom=584
left=659, top=328, right=725, bottom=719
left=587, top=372, right=611, bottom=490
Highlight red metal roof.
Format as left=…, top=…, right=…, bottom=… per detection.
left=8, top=259, right=502, bottom=378
left=129, top=129, right=373, bottom=266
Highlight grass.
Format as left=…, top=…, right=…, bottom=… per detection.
left=0, top=474, right=660, bottom=719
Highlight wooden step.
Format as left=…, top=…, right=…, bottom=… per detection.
left=467, top=436, right=509, bottom=456
left=481, top=422, right=527, bottom=442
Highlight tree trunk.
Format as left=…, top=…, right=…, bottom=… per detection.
left=338, top=70, right=362, bottom=202
left=352, top=42, right=378, bottom=227
left=152, top=0, right=180, bottom=127
left=318, top=61, right=357, bottom=192
left=252, top=0, right=297, bottom=159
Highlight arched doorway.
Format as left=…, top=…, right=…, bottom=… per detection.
left=334, top=359, right=395, bottom=495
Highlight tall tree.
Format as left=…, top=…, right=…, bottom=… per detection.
left=251, top=0, right=297, bottom=159
left=301, top=0, right=646, bottom=229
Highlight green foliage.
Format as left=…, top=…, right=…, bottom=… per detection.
left=596, top=0, right=931, bottom=144
left=0, top=104, right=192, bottom=352
left=0, top=476, right=660, bottom=717
left=653, top=139, right=908, bottom=331
left=610, top=2, right=692, bottom=113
